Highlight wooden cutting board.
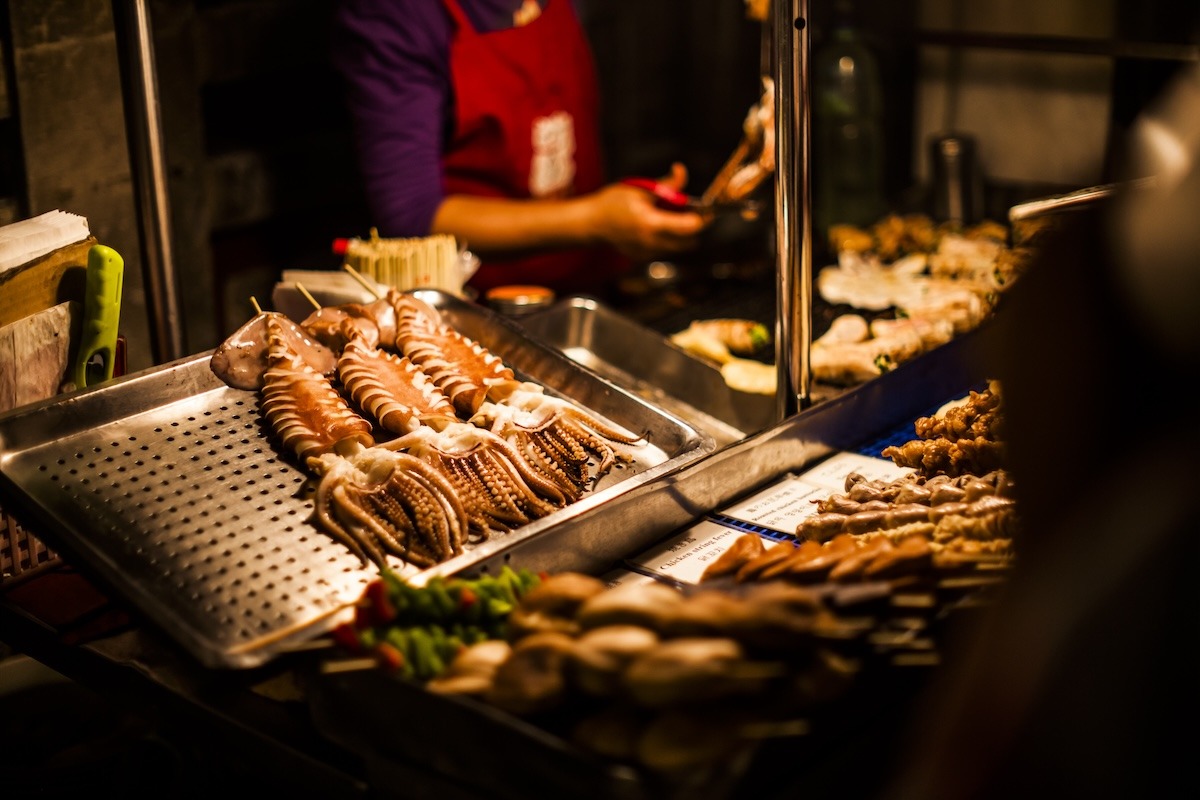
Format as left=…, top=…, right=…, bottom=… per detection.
left=0, top=301, right=79, bottom=414
left=0, top=237, right=94, bottom=330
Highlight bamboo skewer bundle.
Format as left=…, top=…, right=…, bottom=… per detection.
left=341, top=228, right=464, bottom=296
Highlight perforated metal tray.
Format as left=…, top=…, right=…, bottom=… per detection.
left=0, top=291, right=712, bottom=669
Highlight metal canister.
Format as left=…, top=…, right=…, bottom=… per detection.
left=930, top=133, right=984, bottom=225
left=484, top=285, right=556, bottom=317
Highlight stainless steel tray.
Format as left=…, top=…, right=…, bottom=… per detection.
left=515, top=296, right=778, bottom=446
left=0, top=290, right=713, bottom=669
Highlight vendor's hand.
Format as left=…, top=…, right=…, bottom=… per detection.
left=590, top=163, right=710, bottom=262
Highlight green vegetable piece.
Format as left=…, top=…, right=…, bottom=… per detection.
left=428, top=623, right=448, bottom=654
left=749, top=323, right=770, bottom=351
left=383, top=629, right=416, bottom=680
left=486, top=598, right=513, bottom=618
left=517, top=568, right=542, bottom=594
left=492, top=570, right=519, bottom=606
left=411, top=586, right=438, bottom=619
left=427, top=579, right=455, bottom=618
left=407, top=627, right=435, bottom=680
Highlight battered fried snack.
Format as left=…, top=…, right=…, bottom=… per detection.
left=483, top=630, right=577, bottom=716
left=828, top=224, right=876, bottom=254
left=575, top=580, right=686, bottom=632
left=659, top=589, right=761, bottom=639
left=773, top=533, right=859, bottom=580
left=699, top=532, right=768, bottom=582
left=425, top=639, right=512, bottom=697
left=825, top=536, right=893, bottom=582
left=797, top=479, right=1016, bottom=543
left=622, top=637, right=762, bottom=708
left=860, top=533, right=934, bottom=580
left=871, top=214, right=940, bottom=261
left=569, top=624, right=661, bottom=697
left=881, top=435, right=1007, bottom=478
left=916, top=384, right=1004, bottom=442
left=933, top=507, right=1020, bottom=542
left=507, top=572, right=608, bottom=640
left=736, top=540, right=804, bottom=582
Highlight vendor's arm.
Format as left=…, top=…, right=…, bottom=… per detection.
left=433, top=163, right=709, bottom=263
left=334, top=2, right=708, bottom=263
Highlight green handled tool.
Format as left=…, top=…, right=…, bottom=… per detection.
left=72, top=243, right=124, bottom=389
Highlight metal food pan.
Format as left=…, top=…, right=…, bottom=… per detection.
left=515, top=296, right=778, bottom=446
left=0, top=290, right=712, bottom=669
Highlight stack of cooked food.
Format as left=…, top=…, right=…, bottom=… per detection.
left=668, top=214, right=1033, bottom=392
left=668, top=318, right=776, bottom=395
left=813, top=214, right=1033, bottom=385
left=704, top=380, right=1015, bottom=586
left=325, top=381, right=1017, bottom=781
left=341, top=567, right=863, bottom=775
left=208, top=290, right=645, bottom=570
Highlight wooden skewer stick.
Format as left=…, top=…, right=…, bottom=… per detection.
left=343, top=263, right=383, bottom=299
left=226, top=603, right=351, bottom=656
left=275, top=636, right=337, bottom=654
left=295, top=282, right=322, bottom=311
left=320, top=657, right=382, bottom=675
left=250, top=296, right=264, bottom=315
left=738, top=719, right=811, bottom=740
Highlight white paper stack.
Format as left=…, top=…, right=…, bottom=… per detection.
left=271, top=269, right=385, bottom=322
left=0, top=210, right=90, bottom=275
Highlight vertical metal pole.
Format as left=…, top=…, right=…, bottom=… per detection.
left=111, top=0, right=185, bottom=364
left=772, top=0, right=813, bottom=420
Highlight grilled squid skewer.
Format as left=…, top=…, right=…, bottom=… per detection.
left=337, top=336, right=458, bottom=435
left=309, top=448, right=467, bottom=568
left=210, top=309, right=337, bottom=391
left=259, top=316, right=375, bottom=463
left=391, top=292, right=519, bottom=417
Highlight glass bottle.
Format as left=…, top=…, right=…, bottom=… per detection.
left=812, top=0, right=886, bottom=238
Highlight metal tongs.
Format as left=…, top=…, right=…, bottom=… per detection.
left=620, top=76, right=776, bottom=217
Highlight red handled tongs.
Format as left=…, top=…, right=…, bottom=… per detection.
left=620, top=177, right=702, bottom=210
left=620, top=177, right=763, bottom=215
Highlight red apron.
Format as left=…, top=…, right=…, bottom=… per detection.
left=441, top=0, right=626, bottom=296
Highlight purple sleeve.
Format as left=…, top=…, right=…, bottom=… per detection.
left=330, top=0, right=451, bottom=237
